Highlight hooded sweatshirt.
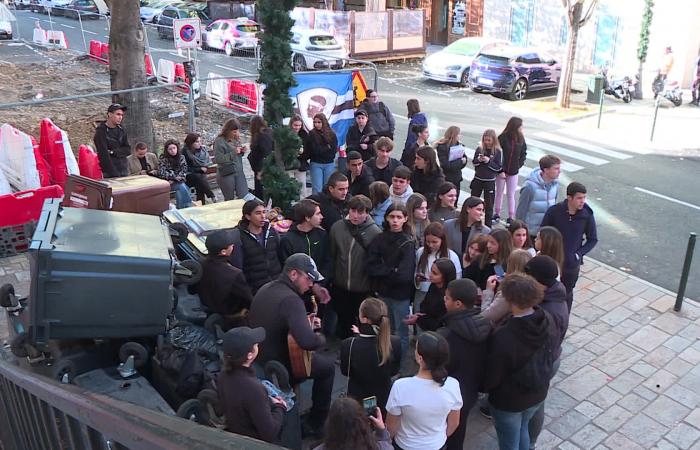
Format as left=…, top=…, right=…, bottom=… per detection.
left=366, top=230, right=416, bottom=299
left=540, top=200, right=598, bottom=269
left=278, top=224, right=330, bottom=279
left=541, top=281, right=569, bottom=360
left=515, top=168, right=559, bottom=234
left=390, top=183, right=414, bottom=206
left=329, top=216, right=382, bottom=293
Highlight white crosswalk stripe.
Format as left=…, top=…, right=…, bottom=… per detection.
left=528, top=139, right=609, bottom=166
left=533, top=132, right=632, bottom=160
left=525, top=146, right=585, bottom=172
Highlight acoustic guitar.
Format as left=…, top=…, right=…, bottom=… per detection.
left=287, top=296, right=317, bottom=379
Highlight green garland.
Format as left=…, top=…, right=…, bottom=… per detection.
left=637, top=0, right=653, bottom=63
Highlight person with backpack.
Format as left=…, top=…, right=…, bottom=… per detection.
left=359, top=89, right=395, bottom=140
left=483, top=273, right=558, bottom=450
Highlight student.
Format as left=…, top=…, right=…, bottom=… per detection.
left=400, top=124, right=429, bottom=168
left=218, top=326, right=287, bottom=443
left=340, top=298, right=401, bottom=413
left=304, top=113, right=339, bottom=194
left=444, top=196, right=490, bottom=259
left=278, top=199, right=330, bottom=280
left=94, top=103, right=130, bottom=178
left=470, top=129, right=502, bottom=227
left=386, top=332, right=462, bottom=450
left=535, top=226, right=565, bottom=273
left=405, top=258, right=456, bottom=332
left=359, top=89, right=395, bottom=140
left=369, top=181, right=393, bottom=227
left=439, top=278, right=491, bottom=450
left=435, top=126, right=468, bottom=192
left=214, top=118, right=248, bottom=200
left=414, top=222, right=462, bottom=310
left=182, top=133, right=215, bottom=205
left=346, top=109, right=378, bottom=162
left=406, top=193, right=430, bottom=247
left=462, top=234, right=489, bottom=270
left=495, top=117, right=527, bottom=225
left=516, top=155, right=561, bottom=236
left=157, top=139, right=193, bottom=209
left=248, top=116, right=274, bottom=200
left=509, top=219, right=536, bottom=256
left=390, top=166, right=414, bottom=206
left=290, top=114, right=310, bottom=198
left=308, top=172, right=350, bottom=232
left=463, top=228, right=513, bottom=290
left=429, top=182, right=459, bottom=223
left=480, top=248, right=533, bottom=323
left=412, top=146, right=445, bottom=207
left=366, top=137, right=402, bottom=186
left=346, top=151, right=375, bottom=197
left=127, top=142, right=158, bottom=176
left=404, top=98, right=428, bottom=151
left=313, top=397, right=393, bottom=450
left=367, top=203, right=416, bottom=355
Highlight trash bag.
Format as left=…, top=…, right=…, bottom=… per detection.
left=166, top=323, right=218, bottom=356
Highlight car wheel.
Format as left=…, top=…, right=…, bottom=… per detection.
left=510, top=78, right=528, bottom=101
left=293, top=54, right=307, bottom=72
left=224, top=41, right=233, bottom=56
left=471, top=87, right=484, bottom=93
left=459, top=69, right=469, bottom=88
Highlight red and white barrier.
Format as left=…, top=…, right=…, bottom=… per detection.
left=174, top=63, right=190, bottom=93
left=31, top=135, right=52, bottom=188
left=47, top=30, right=69, bottom=49
left=78, top=145, right=103, bottom=180
left=145, top=53, right=155, bottom=77
left=38, top=119, right=79, bottom=188
left=157, top=59, right=176, bottom=84
left=100, top=42, right=109, bottom=64
left=227, top=79, right=261, bottom=114
left=0, top=124, right=43, bottom=191
left=32, top=27, right=47, bottom=45
left=204, top=72, right=228, bottom=106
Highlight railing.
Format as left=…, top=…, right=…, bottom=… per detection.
left=0, top=355, right=281, bottom=450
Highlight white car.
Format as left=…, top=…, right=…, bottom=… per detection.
left=203, top=18, right=259, bottom=55
left=140, top=0, right=178, bottom=23
left=37, top=0, right=72, bottom=14
left=422, top=37, right=508, bottom=87
left=0, top=3, right=14, bottom=39
left=290, top=28, right=347, bottom=72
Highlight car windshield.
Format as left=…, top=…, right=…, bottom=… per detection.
left=475, top=54, right=511, bottom=65
left=237, top=24, right=258, bottom=33
left=444, top=40, right=480, bottom=56
left=309, top=35, right=338, bottom=46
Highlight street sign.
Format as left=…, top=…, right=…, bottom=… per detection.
left=173, top=18, right=201, bottom=49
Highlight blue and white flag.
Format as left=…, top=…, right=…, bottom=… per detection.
left=290, top=72, right=355, bottom=147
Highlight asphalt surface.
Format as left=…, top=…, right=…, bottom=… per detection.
left=7, top=8, right=700, bottom=301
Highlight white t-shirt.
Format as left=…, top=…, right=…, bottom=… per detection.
left=386, top=376, right=463, bottom=450
left=414, top=248, right=463, bottom=292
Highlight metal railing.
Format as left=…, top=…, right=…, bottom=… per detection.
left=0, top=355, right=281, bottom=450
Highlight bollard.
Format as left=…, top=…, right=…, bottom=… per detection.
left=650, top=97, right=660, bottom=141
left=597, top=89, right=604, bottom=129
left=674, top=232, right=697, bottom=312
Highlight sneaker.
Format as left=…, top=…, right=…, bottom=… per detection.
left=506, top=217, right=513, bottom=227
left=492, top=214, right=501, bottom=223
left=480, top=405, right=492, bottom=420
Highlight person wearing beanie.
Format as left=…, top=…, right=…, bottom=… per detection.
left=218, top=326, right=288, bottom=443
left=194, top=230, right=253, bottom=328
left=346, top=109, right=378, bottom=161
left=438, top=278, right=491, bottom=450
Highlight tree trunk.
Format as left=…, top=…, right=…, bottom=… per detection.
left=108, top=0, right=154, bottom=151
left=634, top=64, right=644, bottom=99
left=556, top=2, right=583, bottom=109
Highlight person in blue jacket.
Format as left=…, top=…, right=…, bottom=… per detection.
left=540, top=182, right=598, bottom=311
left=404, top=98, right=428, bottom=151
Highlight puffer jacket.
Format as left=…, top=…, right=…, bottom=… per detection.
left=229, top=221, right=282, bottom=293
left=329, top=216, right=382, bottom=293
left=515, top=168, right=559, bottom=234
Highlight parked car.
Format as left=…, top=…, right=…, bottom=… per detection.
left=202, top=18, right=259, bottom=55
left=422, top=37, right=507, bottom=87
left=140, top=0, right=179, bottom=23
left=0, top=4, right=12, bottom=40
left=36, top=0, right=72, bottom=14
left=290, top=28, right=347, bottom=71
left=155, top=3, right=211, bottom=40
left=469, top=46, right=562, bottom=101
left=11, top=0, right=39, bottom=10
left=54, top=0, right=107, bottom=19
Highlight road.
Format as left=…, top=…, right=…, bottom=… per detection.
left=9, top=8, right=700, bottom=301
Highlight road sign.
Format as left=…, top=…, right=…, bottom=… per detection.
left=173, top=18, right=201, bottom=49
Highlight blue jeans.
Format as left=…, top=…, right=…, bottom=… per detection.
left=309, top=162, right=336, bottom=194
left=380, top=296, right=410, bottom=356
left=173, top=181, right=193, bottom=209
left=490, top=401, right=544, bottom=450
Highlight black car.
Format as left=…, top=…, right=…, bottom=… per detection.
left=55, top=0, right=103, bottom=19
left=156, top=4, right=211, bottom=40
left=469, top=45, right=562, bottom=101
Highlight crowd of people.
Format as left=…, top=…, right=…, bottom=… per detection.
left=95, top=96, right=599, bottom=449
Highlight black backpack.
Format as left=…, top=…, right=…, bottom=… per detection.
left=510, top=310, right=558, bottom=391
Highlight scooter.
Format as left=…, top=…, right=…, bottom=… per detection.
left=651, top=73, right=683, bottom=106
left=600, top=66, right=634, bottom=103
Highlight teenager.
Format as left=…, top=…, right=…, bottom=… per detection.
left=278, top=199, right=330, bottom=279
left=516, top=155, right=561, bottom=236
left=405, top=258, right=456, bottom=332
left=340, top=298, right=401, bottom=413
left=314, top=397, right=393, bottom=450
left=471, top=129, right=503, bottom=227
left=308, top=172, right=350, bottom=232
left=400, top=123, right=429, bottom=168
left=346, top=109, right=378, bottom=162
left=369, top=181, right=393, bottom=227
left=404, top=98, right=428, bottom=151
left=94, top=103, right=130, bottom=178
left=435, top=126, right=468, bottom=192
left=412, top=146, right=445, bottom=207
left=390, top=166, right=414, bottom=206
left=289, top=114, right=310, bottom=198
left=366, top=137, right=402, bottom=186
left=127, top=142, right=158, bottom=176
left=463, top=229, right=513, bottom=290
left=214, top=118, right=248, bottom=200
left=406, top=193, right=430, bottom=247
left=495, top=117, right=527, bottom=224
left=157, top=139, right=192, bottom=209
left=182, top=133, right=215, bottom=205
left=481, top=249, right=533, bottom=323
left=346, top=151, right=375, bottom=197
left=462, top=234, right=489, bottom=270
left=509, top=219, right=536, bottom=256
left=304, top=113, right=339, bottom=194
left=367, top=203, right=416, bottom=355
left=429, top=182, right=459, bottom=223
left=535, top=226, right=565, bottom=273
left=386, top=332, right=462, bottom=450
left=414, top=222, right=462, bottom=310
left=359, top=89, right=395, bottom=140
left=444, top=196, right=490, bottom=259
left=247, top=116, right=274, bottom=199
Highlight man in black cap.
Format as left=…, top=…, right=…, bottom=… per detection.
left=218, top=326, right=288, bottom=443
left=248, top=253, right=334, bottom=437
left=194, top=230, right=253, bottom=328
left=93, top=103, right=131, bottom=178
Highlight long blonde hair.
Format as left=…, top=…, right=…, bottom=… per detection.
left=437, top=126, right=460, bottom=148
left=480, top=129, right=501, bottom=157
left=507, top=249, right=533, bottom=274
left=359, top=298, right=392, bottom=366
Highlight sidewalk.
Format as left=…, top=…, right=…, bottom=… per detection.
left=1, top=253, right=699, bottom=449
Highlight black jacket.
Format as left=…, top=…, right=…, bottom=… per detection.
left=365, top=157, right=402, bottom=186
left=93, top=121, right=130, bottom=178
left=229, top=222, right=282, bottom=293
left=346, top=124, right=378, bottom=161
left=438, top=309, right=491, bottom=409
left=541, top=281, right=569, bottom=360
left=411, top=168, right=445, bottom=207
left=304, top=129, right=338, bottom=164
left=400, top=142, right=419, bottom=168
left=347, top=166, right=375, bottom=198
left=307, top=190, right=349, bottom=232
left=472, top=146, right=503, bottom=182
left=417, top=284, right=447, bottom=331
left=218, top=365, right=285, bottom=443
left=340, top=325, right=401, bottom=412
left=498, top=133, right=527, bottom=176
left=366, top=231, right=416, bottom=299
left=436, top=141, right=468, bottom=186
left=278, top=224, right=330, bottom=279
left=463, top=259, right=497, bottom=290
left=248, top=128, right=274, bottom=173
left=483, top=308, right=556, bottom=412
left=540, top=201, right=598, bottom=269
left=248, top=275, right=325, bottom=373
left=196, top=255, right=253, bottom=316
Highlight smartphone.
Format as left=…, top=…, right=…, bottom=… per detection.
left=494, top=264, right=506, bottom=281
left=363, top=396, right=377, bottom=417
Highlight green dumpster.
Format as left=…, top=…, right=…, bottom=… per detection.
left=587, top=74, right=605, bottom=103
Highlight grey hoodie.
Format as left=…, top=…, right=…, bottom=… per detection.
left=390, top=184, right=414, bottom=206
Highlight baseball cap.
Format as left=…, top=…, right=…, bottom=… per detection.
left=354, top=109, right=368, bottom=118
left=222, top=326, right=266, bottom=359
left=524, top=255, right=559, bottom=288
left=205, top=230, right=235, bottom=255
left=284, top=253, right=324, bottom=282
left=107, top=103, right=127, bottom=113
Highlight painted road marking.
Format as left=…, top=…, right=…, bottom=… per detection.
left=525, top=146, right=584, bottom=172
left=215, top=64, right=254, bottom=75
left=61, top=24, right=75, bottom=29
left=528, top=139, right=608, bottom=165
left=83, top=30, right=97, bottom=35
left=634, top=187, right=700, bottom=212
left=534, top=132, right=631, bottom=160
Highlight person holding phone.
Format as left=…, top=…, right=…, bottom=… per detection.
left=463, top=229, right=513, bottom=290
left=313, top=397, right=393, bottom=450
left=405, top=258, right=456, bottom=332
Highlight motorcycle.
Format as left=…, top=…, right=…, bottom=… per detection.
left=652, top=73, right=683, bottom=107
left=600, top=66, right=634, bottom=103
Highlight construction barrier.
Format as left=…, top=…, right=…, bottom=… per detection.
left=31, top=135, right=52, bottom=188
left=0, top=124, right=43, bottom=191
left=100, top=42, right=109, bottom=64
left=227, top=79, right=260, bottom=114
left=38, top=118, right=79, bottom=188
left=47, top=30, right=69, bottom=49
left=32, top=27, right=47, bottom=45
left=204, top=72, right=228, bottom=106
left=174, top=63, right=190, bottom=93
left=89, top=39, right=101, bottom=61
left=77, top=145, right=103, bottom=180
left=0, top=185, right=64, bottom=228
left=157, top=59, right=176, bottom=85
left=145, top=53, right=155, bottom=77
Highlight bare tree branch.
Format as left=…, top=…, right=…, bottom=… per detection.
left=579, top=0, right=599, bottom=26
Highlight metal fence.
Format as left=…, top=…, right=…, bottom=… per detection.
left=0, top=355, right=280, bottom=450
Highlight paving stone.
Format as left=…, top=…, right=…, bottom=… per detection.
left=630, top=308, right=661, bottom=325
left=655, top=439, right=686, bottom=450
left=604, top=432, right=645, bottom=449
left=624, top=296, right=649, bottom=312
left=665, top=357, right=693, bottom=377
left=574, top=303, right=607, bottom=322
left=592, top=289, right=629, bottom=312
left=679, top=347, right=700, bottom=365
left=592, top=330, right=625, bottom=350
left=608, top=370, right=645, bottom=395
left=686, top=409, right=700, bottom=428
left=632, top=384, right=659, bottom=401
left=614, top=278, right=650, bottom=297
left=651, top=312, right=692, bottom=335
left=587, top=386, right=623, bottom=409
left=463, top=429, right=499, bottom=450
left=592, top=404, right=633, bottom=432
left=639, top=287, right=666, bottom=302
left=575, top=401, right=604, bottom=419
left=613, top=318, right=644, bottom=337
left=645, top=395, right=690, bottom=427
left=649, top=295, right=676, bottom=313
left=560, top=366, right=610, bottom=401
left=592, top=445, right=610, bottom=450
left=629, top=361, right=657, bottom=378
left=627, top=325, right=672, bottom=352
left=585, top=321, right=612, bottom=336
left=558, top=441, right=582, bottom=450
left=559, top=349, right=597, bottom=376
left=618, top=413, right=667, bottom=447
left=678, top=365, right=700, bottom=393
left=665, top=384, right=700, bottom=409
left=544, top=387, right=579, bottom=418
left=601, top=271, right=628, bottom=285
left=586, top=342, right=612, bottom=356
left=616, top=392, right=651, bottom=414
left=643, top=345, right=678, bottom=368
left=678, top=323, right=700, bottom=341
left=665, top=422, right=700, bottom=449
left=664, top=335, right=693, bottom=352
left=570, top=424, right=608, bottom=449
left=591, top=343, right=643, bottom=377
left=534, top=429, right=563, bottom=449
left=548, top=409, right=591, bottom=440
left=568, top=329, right=598, bottom=348
left=644, top=369, right=679, bottom=395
